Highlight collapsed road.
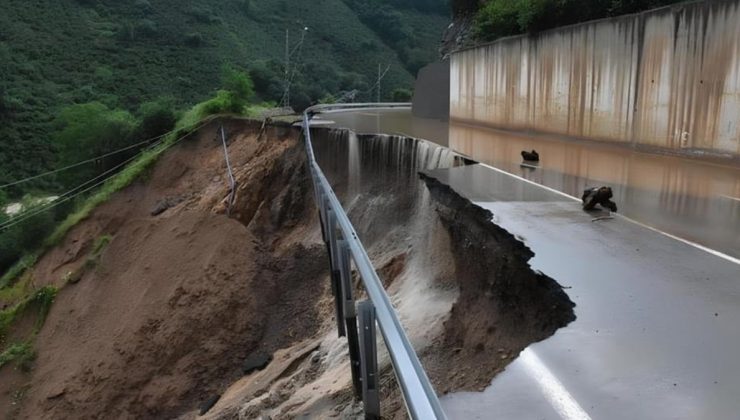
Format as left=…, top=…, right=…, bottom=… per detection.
left=325, top=106, right=740, bottom=419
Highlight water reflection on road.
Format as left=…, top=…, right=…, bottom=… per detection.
left=326, top=109, right=740, bottom=258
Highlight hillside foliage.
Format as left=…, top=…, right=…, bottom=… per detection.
left=473, top=0, right=685, bottom=40
left=1, top=68, right=257, bottom=275
left=0, top=0, right=449, bottom=198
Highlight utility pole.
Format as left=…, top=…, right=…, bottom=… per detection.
left=377, top=63, right=381, bottom=103
left=284, top=29, right=290, bottom=109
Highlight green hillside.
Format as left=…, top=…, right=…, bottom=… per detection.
left=464, top=0, right=684, bottom=41
left=0, top=0, right=449, bottom=195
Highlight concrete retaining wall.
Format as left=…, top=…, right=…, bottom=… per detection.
left=450, top=0, right=740, bottom=155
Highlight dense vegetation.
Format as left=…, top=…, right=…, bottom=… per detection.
left=0, top=0, right=449, bottom=199
left=0, top=0, right=450, bottom=274
left=471, top=0, right=685, bottom=40
left=0, top=66, right=258, bottom=276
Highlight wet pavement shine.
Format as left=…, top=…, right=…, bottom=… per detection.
left=321, top=108, right=740, bottom=419
left=426, top=164, right=740, bottom=419
left=323, top=109, right=740, bottom=259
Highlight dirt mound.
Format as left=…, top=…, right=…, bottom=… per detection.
left=1, top=119, right=331, bottom=419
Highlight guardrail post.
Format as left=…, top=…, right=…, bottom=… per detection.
left=318, top=194, right=328, bottom=244
left=326, top=209, right=346, bottom=337
left=339, top=240, right=362, bottom=398
left=358, top=300, right=380, bottom=419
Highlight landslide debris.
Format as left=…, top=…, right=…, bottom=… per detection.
left=1, top=119, right=331, bottom=419
left=2, top=121, right=576, bottom=420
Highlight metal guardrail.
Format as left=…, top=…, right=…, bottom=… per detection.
left=301, top=103, right=447, bottom=420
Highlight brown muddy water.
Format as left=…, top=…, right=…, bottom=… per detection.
left=324, top=109, right=740, bottom=259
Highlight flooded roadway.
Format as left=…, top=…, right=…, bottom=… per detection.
left=322, top=109, right=740, bottom=259
left=318, top=107, right=740, bottom=419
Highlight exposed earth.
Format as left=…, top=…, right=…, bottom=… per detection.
left=0, top=119, right=575, bottom=419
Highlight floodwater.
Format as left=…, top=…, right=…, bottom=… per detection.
left=324, top=108, right=740, bottom=259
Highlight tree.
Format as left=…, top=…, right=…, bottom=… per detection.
left=223, top=67, right=255, bottom=108
left=53, top=102, right=137, bottom=189
left=474, top=0, right=685, bottom=41
left=135, top=99, right=177, bottom=141
left=201, top=68, right=256, bottom=116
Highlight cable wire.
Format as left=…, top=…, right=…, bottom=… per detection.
left=0, top=138, right=165, bottom=232
left=0, top=129, right=174, bottom=190
left=1, top=121, right=209, bottom=232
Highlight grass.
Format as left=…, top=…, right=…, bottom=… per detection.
left=90, top=234, right=113, bottom=256
left=0, top=270, right=34, bottom=304
left=0, top=254, right=38, bottom=290
left=0, top=286, right=56, bottom=371
left=0, top=286, right=58, bottom=339
left=0, top=342, right=35, bottom=371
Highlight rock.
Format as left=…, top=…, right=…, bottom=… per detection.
left=242, top=352, right=273, bottom=375
left=199, top=394, right=221, bottom=415
left=150, top=196, right=185, bottom=216
left=47, top=388, right=66, bottom=400
left=521, top=150, right=540, bottom=162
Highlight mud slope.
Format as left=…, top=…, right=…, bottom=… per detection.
left=3, top=122, right=576, bottom=420
left=2, top=119, right=331, bottom=419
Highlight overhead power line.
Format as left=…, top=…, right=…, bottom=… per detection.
left=0, top=129, right=173, bottom=190
left=0, top=120, right=209, bottom=232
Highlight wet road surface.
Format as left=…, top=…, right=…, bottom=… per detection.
left=425, top=164, right=740, bottom=419
left=324, top=109, right=740, bottom=259
left=322, top=108, right=740, bottom=419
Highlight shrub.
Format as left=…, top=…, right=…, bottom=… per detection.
left=0, top=254, right=37, bottom=290
left=0, top=90, right=8, bottom=117
left=392, top=88, right=412, bottom=102
left=473, top=0, right=686, bottom=41
left=135, top=99, right=177, bottom=141
left=134, top=0, right=152, bottom=12
left=474, top=0, right=522, bottom=40
left=0, top=203, right=54, bottom=274
left=187, top=6, right=218, bottom=24
left=116, top=22, right=136, bottom=42
left=200, top=68, right=255, bottom=116
left=184, top=32, right=204, bottom=47
left=135, top=19, right=158, bottom=37
left=319, top=94, right=337, bottom=104
left=0, top=286, right=58, bottom=337
left=53, top=102, right=137, bottom=189
left=250, top=60, right=284, bottom=101
left=0, top=342, right=35, bottom=371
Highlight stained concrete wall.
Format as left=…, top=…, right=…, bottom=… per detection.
left=450, top=0, right=740, bottom=155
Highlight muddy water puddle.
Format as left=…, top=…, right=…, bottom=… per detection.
left=327, top=109, right=740, bottom=258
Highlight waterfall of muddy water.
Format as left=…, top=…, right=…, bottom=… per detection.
left=348, top=131, right=361, bottom=197
left=312, top=129, right=465, bottom=358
